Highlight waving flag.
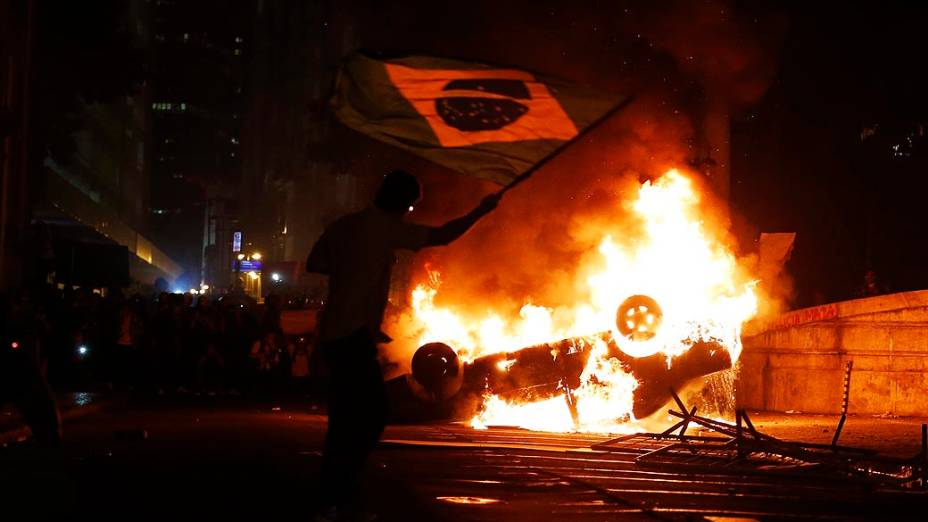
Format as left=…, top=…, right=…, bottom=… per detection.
left=331, top=54, right=629, bottom=185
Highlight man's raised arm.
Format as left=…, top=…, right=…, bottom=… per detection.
left=425, top=193, right=501, bottom=247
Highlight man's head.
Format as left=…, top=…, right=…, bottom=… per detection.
left=375, top=169, right=421, bottom=214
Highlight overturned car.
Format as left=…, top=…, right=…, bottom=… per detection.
left=386, top=294, right=734, bottom=427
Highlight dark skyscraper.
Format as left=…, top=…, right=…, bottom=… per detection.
left=3, top=0, right=182, bottom=290
left=149, top=0, right=250, bottom=289
left=239, top=0, right=364, bottom=296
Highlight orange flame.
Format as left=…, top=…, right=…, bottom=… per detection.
left=404, top=169, right=758, bottom=433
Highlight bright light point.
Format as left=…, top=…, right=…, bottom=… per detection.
left=190, top=288, right=198, bottom=294
left=11, top=341, right=19, bottom=350
left=77, top=346, right=89, bottom=356
left=496, top=359, right=517, bottom=372
left=271, top=272, right=281, bottom=282
left=237, top=254, right=245, bottom=260
left=251, top=252, right=262, bottom=260
left=408, top=206, right=414, bottom=212
left=437, top=497, right=500, bottom=505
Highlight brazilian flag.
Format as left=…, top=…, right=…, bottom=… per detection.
left=331, top=54, right=629, bottom=186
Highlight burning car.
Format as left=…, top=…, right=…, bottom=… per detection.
left=389, top=296, right=733, bottom=429
left=387, top=170, right=759, bottom=433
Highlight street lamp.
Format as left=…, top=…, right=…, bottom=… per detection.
left=251, top=252, right=262, bottom=260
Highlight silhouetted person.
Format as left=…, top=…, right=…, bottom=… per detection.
left=98, top=287, right=124, bottom=390
left=860, top=269, right=888, bottom=297
left=0, top=292, right=62, bottom=446
left=306, top=169, right=500, bottom=517
left=249, top=329, right=283, bottom=399
left=151, top=292, right=177, bottom=394
left=219, top=297, right=256, bottom=395
left=188, top=295, right=217, bottom=391
left=288, top=336, right=312, bottom=394
left=262, top=293, right=284, bottom=337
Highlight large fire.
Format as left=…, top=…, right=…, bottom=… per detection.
left=402, top=169, right=758, bottom=433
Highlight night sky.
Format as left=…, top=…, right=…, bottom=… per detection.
left=731, top=2, right=928, bottom=305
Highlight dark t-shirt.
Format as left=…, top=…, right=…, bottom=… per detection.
left=309, top=207, right=430, bottom=342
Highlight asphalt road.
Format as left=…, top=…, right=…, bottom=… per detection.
left=1, top=398, right=927, bottom=521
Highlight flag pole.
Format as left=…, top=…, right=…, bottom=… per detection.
left=497, top=95, right=636, bottom=196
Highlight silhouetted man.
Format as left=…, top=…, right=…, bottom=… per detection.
left=307, top=170, right=500, bottom=517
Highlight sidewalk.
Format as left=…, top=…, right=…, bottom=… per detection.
left=749, top=410, right=928, bottom=458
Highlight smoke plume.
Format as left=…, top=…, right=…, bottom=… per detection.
left=341, top=0, right=785, bottom=368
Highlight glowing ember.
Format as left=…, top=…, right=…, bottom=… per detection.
left=404, top=169, right=758, bottom=434
left=495, top=359, right=517, bottom=372
left=436, top=496, right=501, bottom=505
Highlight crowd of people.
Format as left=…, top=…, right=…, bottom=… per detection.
left=2, top=284, right=321, bottom=400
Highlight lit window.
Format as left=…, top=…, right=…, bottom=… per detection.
left=183, top=33, right=189, bottom=41
left=180, top=103, right=186, bottom=111
left=230, top=137, right=238, bottom=145
left=235, top=36, right=243, bottom=43
left=234, top=49, right=241, bottom=56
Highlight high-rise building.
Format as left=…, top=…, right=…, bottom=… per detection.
left=3, top=0, right=182, bottom=291
left=149, top=0, right=251, bottom=289
left=240, top=0, right=364, bottom=296
left=0, top=0, right=33, bottom=290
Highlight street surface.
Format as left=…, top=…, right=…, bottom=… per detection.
left=1, top=397, right=927, bottom=520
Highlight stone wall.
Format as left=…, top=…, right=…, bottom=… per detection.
left=737, top=290, right=928, bottom=415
